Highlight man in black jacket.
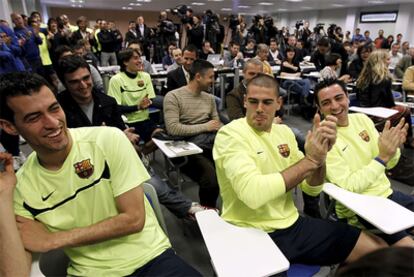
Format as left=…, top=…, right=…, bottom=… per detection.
left=166, top=45, right=197, bottom=92
left=311, top=36, right=348, bottom=76
left=97, top=20, right=118, bottom=66
left=136, top=16, right=152, bottom=61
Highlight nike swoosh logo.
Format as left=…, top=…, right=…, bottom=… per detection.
left=342, top=145, right=348, bottom=151
left=42, top=191, right=55, bottom=201
left=257, top=151, right=264, bottom=154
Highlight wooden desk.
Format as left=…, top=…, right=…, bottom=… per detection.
left=323, top=183, right=414, bottom=234
left=196, top=210, right=290, bottom=277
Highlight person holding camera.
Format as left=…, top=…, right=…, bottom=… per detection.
left=158, top=11, right=177, bottom=50
left=187, top=15, right=204, bottom=49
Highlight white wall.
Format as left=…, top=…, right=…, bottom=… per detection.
left=270, top=3, right=414, bottom=44
left=356, top=4, right=399, bottom=39
left=0, top=1, right=12, bottom=24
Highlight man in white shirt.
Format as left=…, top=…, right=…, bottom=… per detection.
left=389, top=43, right=403, bottom=70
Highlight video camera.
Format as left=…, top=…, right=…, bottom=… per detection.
left=170, top=5, right=193, bottom=24
left=204, top=10, right=219, bottom=26
left=228, top=14, right=240, bottom=30
left=314, top=23, right=325, bottom=33
left=264, top=16, right=274, bottom=27
left=295, top=20, right=304, bottom=30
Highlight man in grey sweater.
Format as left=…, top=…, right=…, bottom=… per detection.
left=164, top=60, right=221, bottom=208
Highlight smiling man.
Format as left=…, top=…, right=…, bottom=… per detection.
left=213, top=74, right=387, bottom=266
left=164, top=59, right=221, bottom=208
left=108, top=48, right=161, bottom=153
left=0, top=72, right=200, bottom=276
left=314, top=78, right=414, bottom=247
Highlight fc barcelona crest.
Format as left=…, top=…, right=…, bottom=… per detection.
left=73, top=159, right=94, bottom=179
left=359, top=130, right=370, bottom=142
left=278, top=144, right=290, bottom=158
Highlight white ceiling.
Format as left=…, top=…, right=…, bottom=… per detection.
left=41, top=0, right=413, bottom=14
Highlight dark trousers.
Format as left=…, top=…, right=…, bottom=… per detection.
left=181, top=151, right=219, bottom=207
left=126, top=249, right=201, bottom=277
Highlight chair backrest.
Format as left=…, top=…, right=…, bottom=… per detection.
left=196, top=210, right=290, bottom=277
left=39, top=249, right=70, bottom=277
left=142, top=182, right=169, bottom=236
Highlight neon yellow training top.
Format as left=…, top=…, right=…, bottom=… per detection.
left=14, top=127, right=170, bottom=276
left=213, top=118, right=322, bottom=232
left=326, top=113, right=399, bottom=227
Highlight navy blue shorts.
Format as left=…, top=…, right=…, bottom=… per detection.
left=357, top=190, right=414, bottom=245
left=126, top=248, right=201, bottom=277
left=269, top=216, right=361, bottom=265
left=129, top=119, right=158, bottom=143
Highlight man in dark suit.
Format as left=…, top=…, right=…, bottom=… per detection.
left=167, top=45, right=197, bottom=92
left=70, top=16, right=94, bottom=47
left=136, top=16, right=152, bottom=61
left=124, top=21, right=138, bottom=48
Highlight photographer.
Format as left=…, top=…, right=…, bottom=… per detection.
left=249, top=15, right=267, bottom=44
left=204, top=10, right=222, bottom=53
left=264, top=16, right=278, bottom=44
left=158, top=11, right=177, bottom=50
left=187, top=15, right=204, bottom=49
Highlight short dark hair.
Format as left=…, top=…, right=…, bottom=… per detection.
left=55, top=45, right=73, bottom=60
left=357, top=43, right=373, bottom=58
left=246, top=73, right=279, bottom=97
left=76, top=16, right=87, bottom=25
left=118, top=48, right=140, bottom=72
left=285, top=46, right=296, bottom=55
left=325, top=53, right=341, bottom=66
left=183, top=44, right=198, bottom=55
left=313, top=78, right=347, bottom=106
left=202, top=40, right=211, bottom=47
left=317, top=36, right=331, bottom=47
left=30, top=11, right=41, bottom=18
left=229, top=41, right=240, bottom=48
left=189, top=59, right=214, bottom=81
left=57, top=55, right=91, bottom=84
left=0, top=73, right=52, bottom=123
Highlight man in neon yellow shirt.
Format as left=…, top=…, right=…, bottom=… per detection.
left=314, top=78, right=414, bottom=247
left=213, top=74, right=386, bottom=265
left=109, top=48, right=162, bottom=154
left=0, top=72, right=200, bottom=276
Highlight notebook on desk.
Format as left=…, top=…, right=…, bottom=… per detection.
left=164, top=141, right=200, bottom=156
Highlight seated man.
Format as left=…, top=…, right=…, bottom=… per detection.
left=164, top=59, right=221, bottom=208
left=57, top=55, right=208, bottom=220
left=198, top=40, right=215, bottom=61
left=166, top=44, right=197, bottom=92
left=395, top=47, right=414, bottom=79
left=213, top=73, right=386, bottom=265
left=108, top=48, right=161, bottom=153
left=223, top=40, right=244, bottom=68
left=402, top=65, right=414, bottom=96
left=0, top=153, right=29, bottom=276
left=166, top=48, right=182, bottom=73
left=227, top=58, right=317, bottom=217
left=127, top=41, right=154, bottom=74
left=0, top=72, right=200, bottom=276
left=314, top=78, right=414, bottom=247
